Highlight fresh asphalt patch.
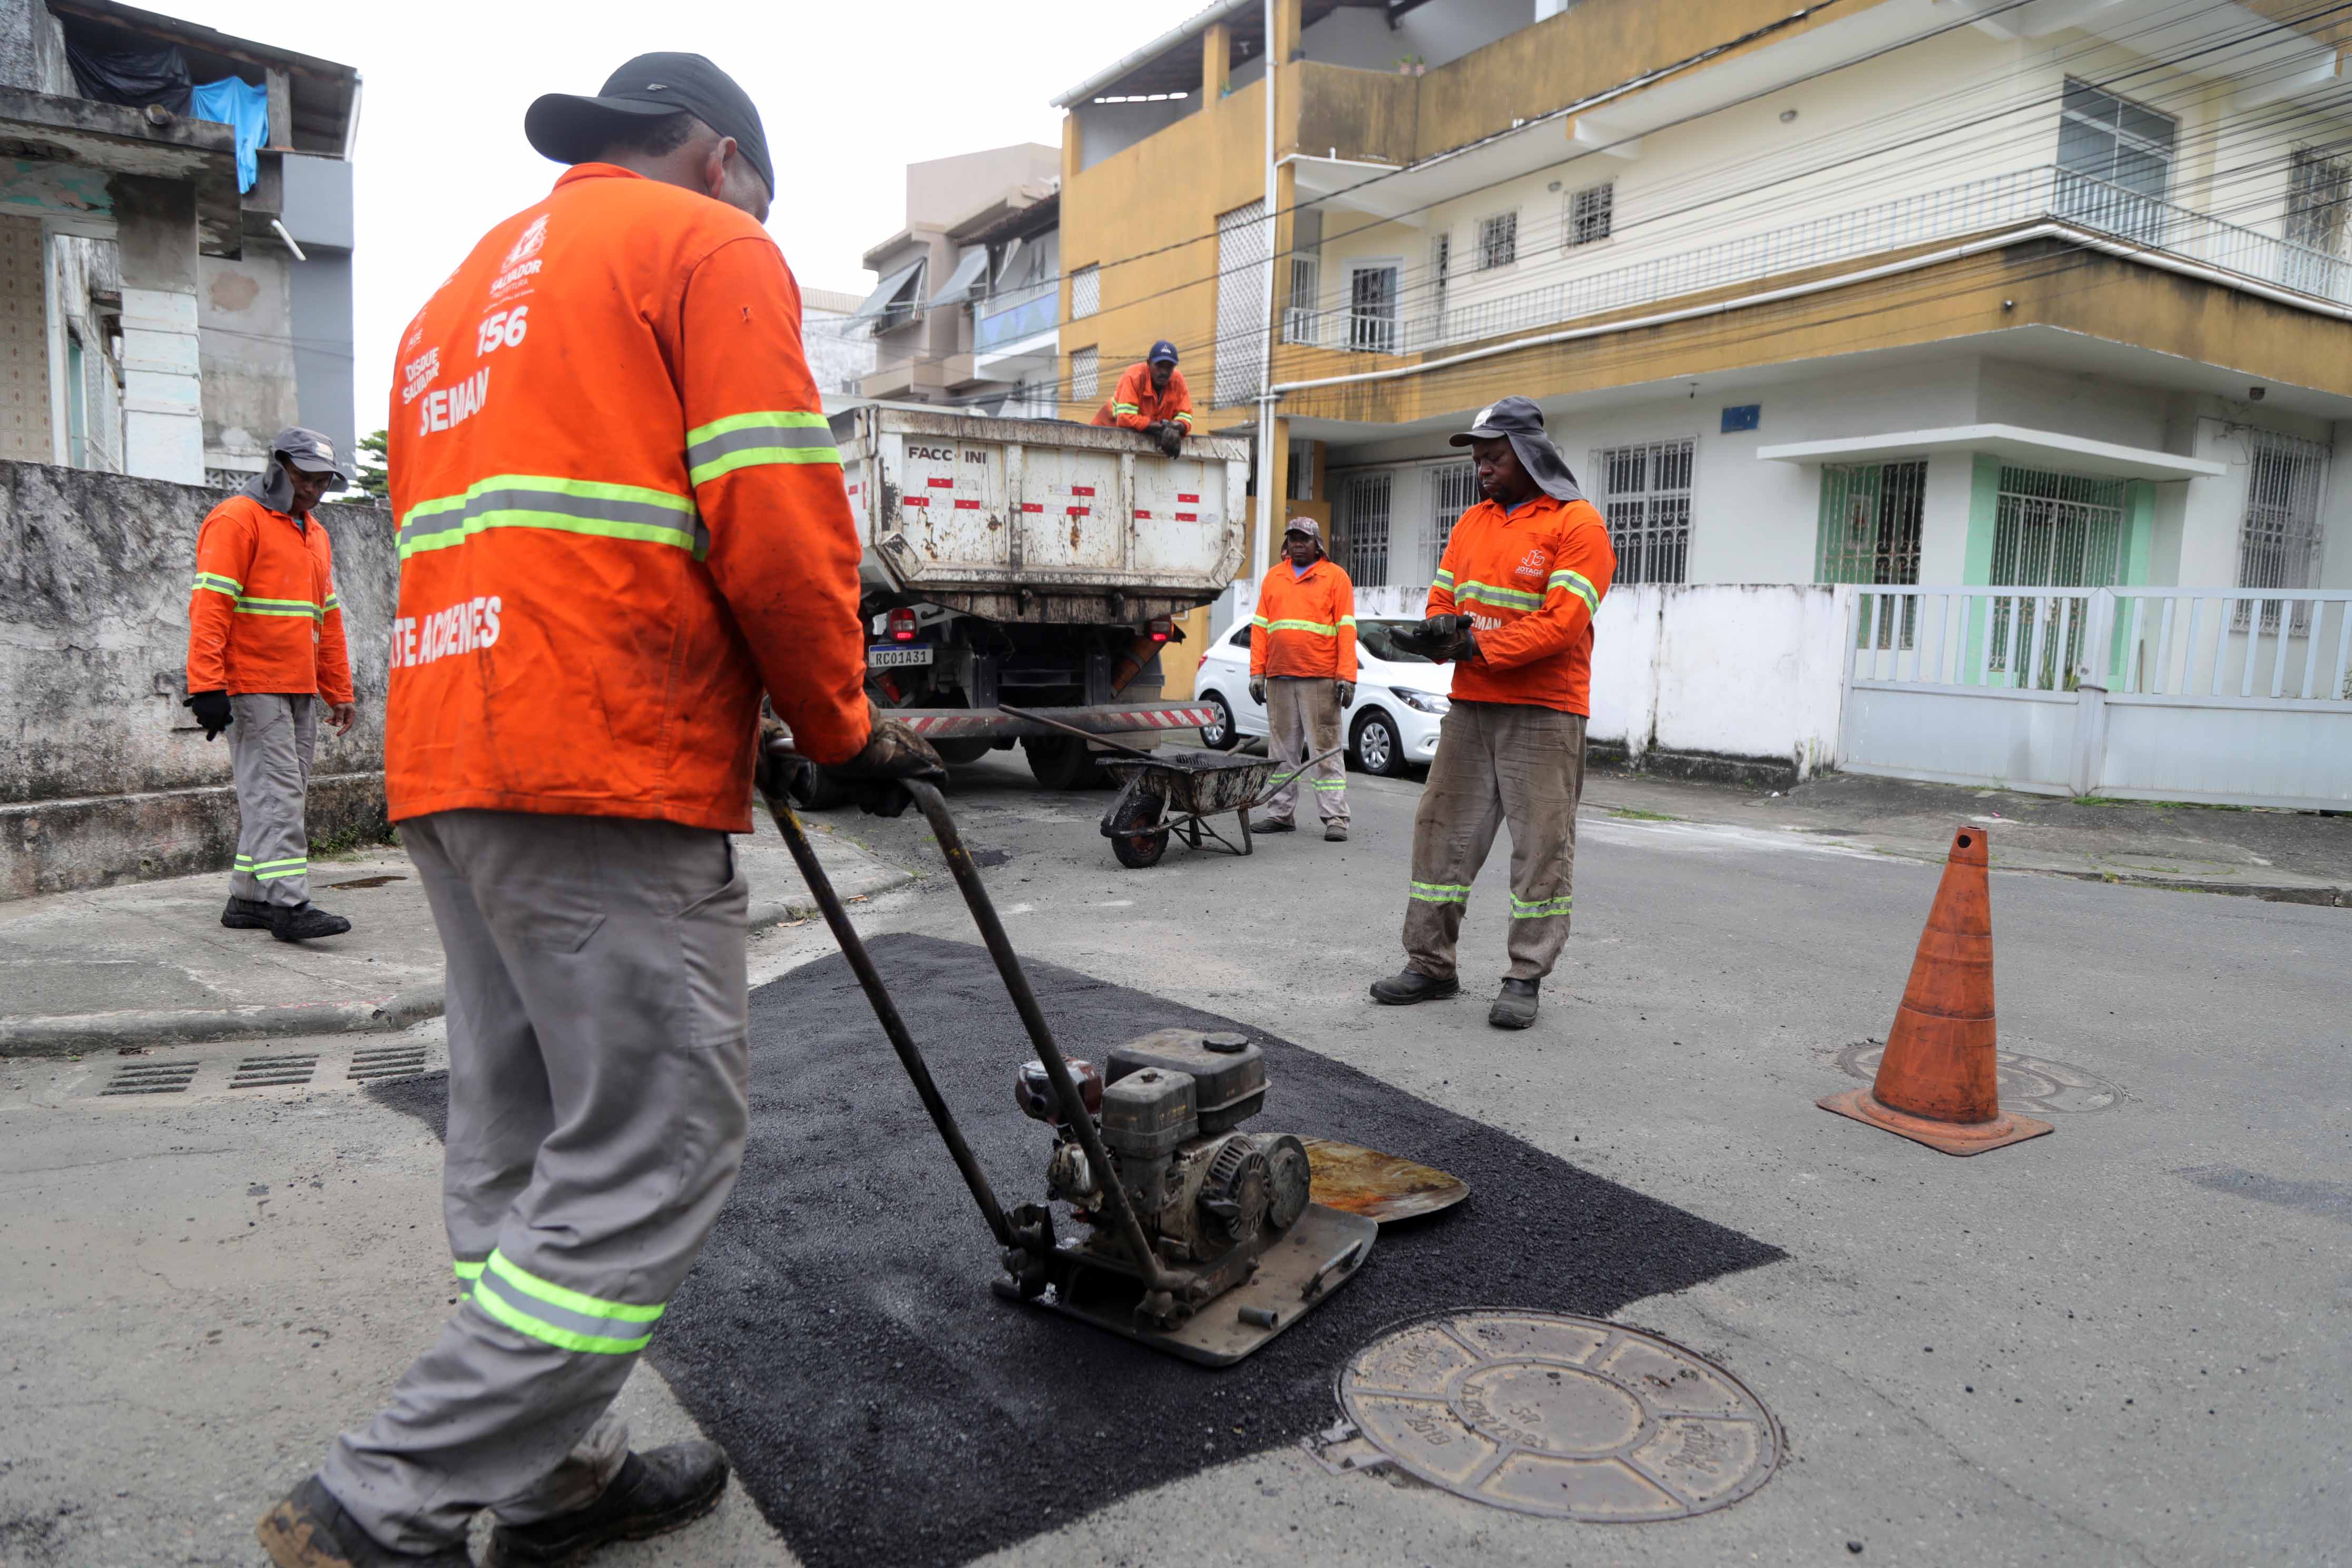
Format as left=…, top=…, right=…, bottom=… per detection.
left=372, top=934, right=1784, bottom=1567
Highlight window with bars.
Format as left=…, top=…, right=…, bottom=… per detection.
left=1478, top=210, right=1517, bottom=270
left=1987, top=466, right=2125, bottom=680
left=2056, top=79, right=2175, bottom=241
left=1340, top=471, right=1393, bottom=587
left=1429, top=230, right=1451, bottom=333
left=1347, top=262, right=1400, bottom=353
left=1428, top=460, right=1479, bottom=583
left=2284, top=148, right=2352, bottom=297
left=1594, top=439, right=1694, bottom=585
left=2236, top=428, right=2330, bottom=632
left=1070, top=264, right=1100, bottom=319
left=1069, top=346, right=1098, bottom=403
left=1567, top=181, right=1614, bottom=247
left=1817, top=462, right=1927, bottom=649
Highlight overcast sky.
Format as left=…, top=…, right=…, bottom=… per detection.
left=134, top=0, right=1200, bottom=438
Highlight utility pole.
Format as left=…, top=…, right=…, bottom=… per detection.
left=1252, top=0, right=1278, bottom=580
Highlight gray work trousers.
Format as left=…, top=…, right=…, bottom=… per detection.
left=227, top=693, right=317, bottom=908
left=318, top=809, right=752, bottom=1552
left=1403, top=701, right=1585, bottom=983
left=1261, top=677, right=1349, bottom=825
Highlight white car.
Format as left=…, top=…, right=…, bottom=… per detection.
left=1191, top=617, right=1453, bottom=776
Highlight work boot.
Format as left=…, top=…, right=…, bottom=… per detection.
left=269, top=902, right=351, bottom=943
left=1489, top=978, right=1540, bottom=1030
left=1324, top=822, right=1349, bottom=842
left=485, top=1443, right=730, bottom=1567
left=1368, top=969, right=1459, bottom=1005
left=221, top=895, right=271, bottom=930
left=257, top=1475, right=470, bottom=1567
left=1251, top=816, right=1296, bottom=834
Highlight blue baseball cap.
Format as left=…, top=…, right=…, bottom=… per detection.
left=1147, top=340, right=1179, bottom=366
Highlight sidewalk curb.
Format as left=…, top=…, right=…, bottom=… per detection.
left=0, top=866, right=914, bottom=1059
left=1866, top=842, right=2348, bottom=904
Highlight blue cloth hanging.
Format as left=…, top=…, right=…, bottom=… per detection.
left=190, top=75, right=270, bottom=194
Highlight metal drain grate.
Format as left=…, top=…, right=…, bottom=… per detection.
left=350, top=1044, right=430, bottom=1082
left=101, top=1060, right=199, bottom=1096
left=230, top=1053, right=319, bottom=1089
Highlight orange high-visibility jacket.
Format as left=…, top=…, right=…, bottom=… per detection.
left=1427, top=493, right=1616, bottom=714
left=186, top=492, right=354, bottom=702
left=384, top=164, right=870, bottom=832
left=1250, top=557, right=1357, bottom=681
left=1090, top=362, right=1194, bottom=432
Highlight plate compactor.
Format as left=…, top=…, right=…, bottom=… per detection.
left=759, top=770, right=1375, bottom=1366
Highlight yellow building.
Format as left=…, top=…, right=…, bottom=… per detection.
left=1053, top=0, right=2352, bottom=621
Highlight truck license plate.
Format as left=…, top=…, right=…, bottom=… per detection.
left=868, top=645, right=934, bottom=668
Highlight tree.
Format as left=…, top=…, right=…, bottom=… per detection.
left=347, top=428, right=390, bottom=503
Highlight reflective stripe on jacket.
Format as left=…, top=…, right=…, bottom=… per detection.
left=1090, top=362, right=1194, bottom=431
left=1427, top=494, right=1615, bottom=714
left=1250, top=557, right=1357, bottom=681
left=186, top=493, right=353, bottom=701
left=385, top=164, right=869, bottom=831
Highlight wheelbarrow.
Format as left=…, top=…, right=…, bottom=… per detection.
left=1008, top=707, right=1344, bottom=869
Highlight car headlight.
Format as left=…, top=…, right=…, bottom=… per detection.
left=1392, top=687, right=1449, bottom=714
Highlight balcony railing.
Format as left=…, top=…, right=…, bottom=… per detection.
left=1276, top=165, right=2352, bottom=358
left=974, top=281, right=1058, bottom=353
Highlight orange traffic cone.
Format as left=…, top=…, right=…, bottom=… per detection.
left=1818, top=825, right=2052, bottom=1156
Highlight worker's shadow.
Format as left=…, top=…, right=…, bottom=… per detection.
left=375, top=933, right=1786, bottom=1568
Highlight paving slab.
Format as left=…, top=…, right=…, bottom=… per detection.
left=0, top=822, right=915, bottom=1055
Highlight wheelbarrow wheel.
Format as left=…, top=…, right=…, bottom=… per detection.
left=1108, top=789, right=1170, bottom=869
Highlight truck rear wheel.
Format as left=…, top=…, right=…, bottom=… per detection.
left=1023, top=736, right=1100, bottom=791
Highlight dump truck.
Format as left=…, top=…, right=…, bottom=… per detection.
left=790, top=404, right=1251, bottom=801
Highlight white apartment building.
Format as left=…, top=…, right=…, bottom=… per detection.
left=1054, top=0, right=2352, bottom=806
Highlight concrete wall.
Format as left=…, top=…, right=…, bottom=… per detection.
left=1586, top=582, right=1848, bottom=780
left=198, top=249, right=299, bottom=475
left=0, top=462, right=394, bottom=897
left=0, top=0, right=73, bottom=96
left=1232, top=573, right=1850, bottom=782
left=906, top=143, right=1059, bottom=231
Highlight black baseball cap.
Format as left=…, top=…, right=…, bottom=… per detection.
left=524, top=53, right=773, bottom=197
left=271, top=425, right=351, bottom=487
left=1148, top=339, right=1180, bottom=366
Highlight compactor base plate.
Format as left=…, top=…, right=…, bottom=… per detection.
left=1023, top=1203, right=1377, bottom=1366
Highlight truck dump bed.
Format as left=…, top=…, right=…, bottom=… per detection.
left=833, top=405, right=1250, bottom=625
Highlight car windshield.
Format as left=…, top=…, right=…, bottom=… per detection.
left=1357, top=620, right=1435, bottom=665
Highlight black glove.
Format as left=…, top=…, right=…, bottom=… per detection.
left=1248, top=676, right=1267, bottom=705
left=1396, top=614, right=1474, bottom=662
left=1335, top=680, right=1355, bottom=709
left=827, top=712, right=949, bottom=818
left=183, top=689, right=232, bottom=740
left=1157, top=424, right=1183, bottom=459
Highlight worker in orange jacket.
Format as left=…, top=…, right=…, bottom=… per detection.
left=1248, top=517, right=1356, bottom=840
left=183, top=426, right=359, bottom=944
left=1091, top=339, right=1193, bottom=456
left=1371, top=397, right=1616, bottom=1031
left=259, top=54, right=942, bottom=1568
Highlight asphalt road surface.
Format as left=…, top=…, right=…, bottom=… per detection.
left=2, top=749, right=2341, bottom=1566
left=795, top=750, right=2347, bottom=1566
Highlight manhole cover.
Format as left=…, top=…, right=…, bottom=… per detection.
left=1337, top=1311, right=1780, bottom=1521
left=1835, top=1042, right=2118, bottom=1113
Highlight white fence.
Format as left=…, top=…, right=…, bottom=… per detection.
left=1841, top=587, right=2352, bottom=809
left=1220, top=579, right=2351, bottom=806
